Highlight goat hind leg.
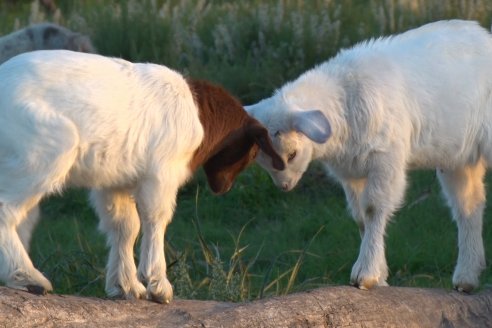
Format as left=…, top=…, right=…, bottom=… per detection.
left=0, top=203, right=52, bottom=294
left=16, top=205, right=41, bottom=252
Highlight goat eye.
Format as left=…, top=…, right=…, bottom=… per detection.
left=287, top=151, right=297, bottom=162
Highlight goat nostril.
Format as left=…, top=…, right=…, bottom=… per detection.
left=282, top=183, right=289, bottom=191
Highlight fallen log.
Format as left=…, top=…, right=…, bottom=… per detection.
left=0, top=286, right=491, bottom=327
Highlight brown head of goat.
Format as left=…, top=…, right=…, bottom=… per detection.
left=187, top=80, right=285, bottom=194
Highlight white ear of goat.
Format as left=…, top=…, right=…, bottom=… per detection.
left=289, top=110, right=331, bottom=143
left=246, top=99, right=331, bottom=143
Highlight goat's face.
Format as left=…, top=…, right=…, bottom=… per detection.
left=256, top=130, right=313, bottom=191
left=203, top=120, right=285, bottom=195
left=204, top=143, right=258, bottom=195
left=246, top=96, right=331, bottom=192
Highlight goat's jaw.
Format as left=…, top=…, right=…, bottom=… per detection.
left=207, top=175, right=235, bottom=195
left=212, top=183, right=233, bottom=195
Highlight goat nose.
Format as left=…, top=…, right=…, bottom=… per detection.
left=281, top=182, right=289, bottom=191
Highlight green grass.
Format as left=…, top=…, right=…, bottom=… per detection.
left=2, top=0, right=492, bottom=301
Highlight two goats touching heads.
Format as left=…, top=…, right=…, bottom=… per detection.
left=0, top=50, right=284, bottom=303
left=247, top=20, right=492, bottom=293
left=188, top=80, right=285, bottom=194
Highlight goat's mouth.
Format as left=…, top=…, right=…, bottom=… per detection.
left=280, top=183, right=294, bottom=192
left=208, top=177, right=234, bottom=195
left=211, top=183, right=233, bottom=195
left=275, top=179, right=296, bottom=192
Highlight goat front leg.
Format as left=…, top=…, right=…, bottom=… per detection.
left=136, top=177, right=178, bottom=304
left=437, top=160, right=486, bottom=292
left=91, top=189, right=146, bottom=300
left=349, top=153, right=407, bottom=290
left=342, top=178, right=367, bottom=239
left=342, top=178, right=388, bottom=287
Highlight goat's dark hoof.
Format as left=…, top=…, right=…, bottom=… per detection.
left=454, top=284, right=475, bottom=293
left=26, top=284, right=49, bottom=295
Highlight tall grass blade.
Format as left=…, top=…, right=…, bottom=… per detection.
left=285, top=225, right=325, bottom=295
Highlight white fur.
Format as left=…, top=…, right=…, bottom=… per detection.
left=0, top=50, right=204, bottom=302
left=0, top=23, right=95, bottom=65
left=247, top=20, right=492, bottom=291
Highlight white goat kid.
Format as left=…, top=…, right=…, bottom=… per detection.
left=247, top=20, right=492, bottom=292
left=0, top=50, right=283, bottom=303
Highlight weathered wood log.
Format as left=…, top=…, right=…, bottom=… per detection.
left=1, top=286, right=491, bottom=327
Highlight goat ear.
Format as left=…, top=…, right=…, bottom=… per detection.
left=246, top=122, right=285, bottom=171
left=68, top=34, right=95, bottom=53
left=290, top=110, right=331, bottom=144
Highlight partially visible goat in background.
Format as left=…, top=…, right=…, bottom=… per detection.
left=247, top=20, right=492, bottom=293
left=0, top=50, right=284, bottom=303
left=0, top=22, right=95, bottom=64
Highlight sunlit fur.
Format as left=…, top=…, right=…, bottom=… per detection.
left=0, top=23, right=95, bottom=65
left=247, top=20, right=492, bottom=292
left=0, top=50, right=282, bottom=303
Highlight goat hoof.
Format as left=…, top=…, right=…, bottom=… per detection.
left=106, top=281, right=147, bottom=300
left=8, top=269, right=53, bottom=295
left=26, top=284, right=49, bottom=295
left=146, top=278, right=173, bottom=304
left=453, top=268, right=480, bottom=294
left=351, top=277, right=378, bottom=290
left=148, top=291, right=171, bottom=304
left=454, top=283, right=475, bottom=293
left=129, top=283, right=147, bottom=300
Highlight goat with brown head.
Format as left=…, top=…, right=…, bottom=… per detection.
left=0, top=50, right=284, bottom=305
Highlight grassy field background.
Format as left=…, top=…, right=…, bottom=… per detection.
left=1, top=0, right=492, bottom=301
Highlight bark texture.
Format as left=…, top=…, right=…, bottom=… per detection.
left=1, top=286, right=491, bottom=327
